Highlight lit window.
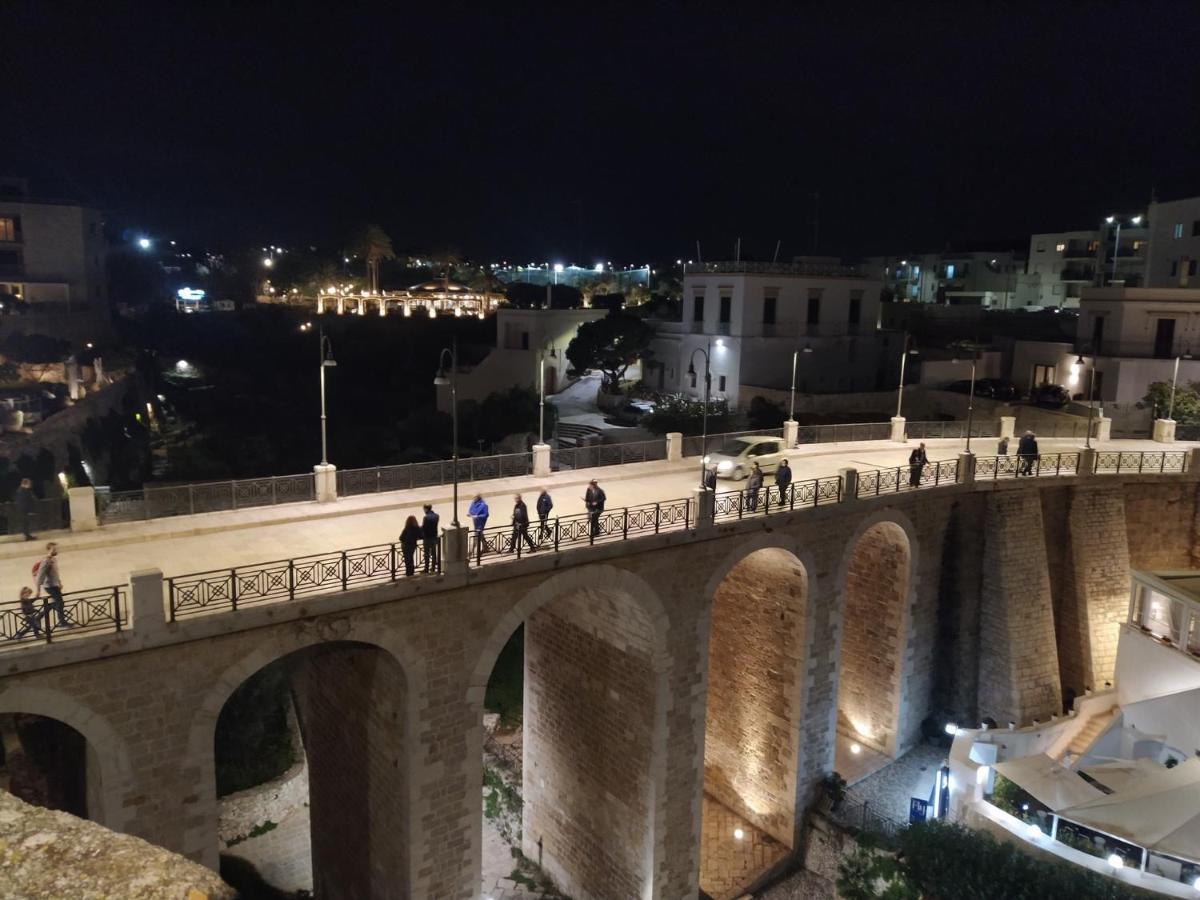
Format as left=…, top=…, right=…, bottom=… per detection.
left=1055, top=243, right=1066, bottom=252
left=0, top=217, right=19, bottom=242
left=1088, top=240, right=1099, bottom=252
left=1133, top=240, right=1144, bottom=250
left=945, top=264, right=956, bottom=279
left=1175, top=224, right=1184, bottom=239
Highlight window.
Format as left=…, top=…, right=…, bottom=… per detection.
left=718, top=375, right=727, bottom=392
left=0, top=249, right=21, bottom=266
left=693, top=296, right=704, bottom=322
left=1133, top=240, right=1145, bottom=251
left=1037, top=242, right=1045, bottom=252
left=1172, top=260, right=1178, bottom=277
left=719, top=295, right=731, bottom=323
left=520, top=331, right=529, bottom=350
left=1056, top=243, right=1066, bottom=252
left=762, top=294, right=777, bottom=325
left=945, top=263, right=956, bottom=279
left=1032, top=364, right=1056, bottom=390
left=0, top=217, right=19, bottom=242
left=1191, top=260, right=1198, bottom=276
left=849, top=290, right=862, bottom=325
left=807, top=289, right=822, bottom=325
left=1194, top=221, right=1200, bottom=237
left=1175, top=224, right=1184, bottom=239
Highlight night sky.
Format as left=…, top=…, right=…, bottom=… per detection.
left=5, top=3, right=1198, bottom=261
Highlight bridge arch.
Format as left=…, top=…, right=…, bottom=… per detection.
left=832, top=509, right=919, bottom=764
left=697, top=535, right=814, bottom=894
left=0, top=684, right=134, bottom=831
left=468, top=564, right=672, bottom=900
left=185, top=622, right=416, bottom=897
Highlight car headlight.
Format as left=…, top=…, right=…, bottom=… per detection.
left=717, top=460, right=733, bottom=471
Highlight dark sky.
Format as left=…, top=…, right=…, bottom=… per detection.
left=5, top=2, right=1199, bottom=262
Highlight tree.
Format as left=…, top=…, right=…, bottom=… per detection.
left=566, top=314, right=654, bottom=395
left=1141, top=380, right=1200, bottom=425
left=351, top=224, right=396, bottom=293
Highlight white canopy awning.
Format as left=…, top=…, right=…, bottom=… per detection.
left=1059, top=757, right=1200, bottom=862
left=993, top=753, right=1105, bottom=812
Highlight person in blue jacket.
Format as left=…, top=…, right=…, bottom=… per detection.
left=535, top=488, right=553, bottom=542
left=468, top=494, right=489, bottom=556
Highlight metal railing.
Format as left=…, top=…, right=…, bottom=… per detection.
left=902, top=420, right=999, bottom=440
left=337, top=453, right=532, bottom=497
left=468, top=498, right=692, bottom=565
left=712, top=476, right=841, bottom=521
left=1094, top=450, right=1188, bottom=474
left=550, top=440, right=667, bottom=471
left=167, top=539, right=439, bottom=620
left=830, top=797, right=906, bottom=846
left=96, top=474, right=316, bottom=524
left=0, top=498, right=67, bottom=535
left=856, top=459, right=960, bottom=497
left=0, top=585, right=126, bottom=646
left=974, top=452, right=1081, bottom=478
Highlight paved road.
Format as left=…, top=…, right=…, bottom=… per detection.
left=0, top=437, right=1186, bottom=595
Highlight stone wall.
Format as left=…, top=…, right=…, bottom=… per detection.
left=837, top=523, right=910, bottom=755
left=933, top=495, right=986, bottom=725
left=523, top=587, right=656, bottom=899
left=1123, top=481, right=1200, bottom=569
left=704, top=548, right=806, bottom=846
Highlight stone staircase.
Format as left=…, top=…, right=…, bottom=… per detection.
left=555, top=422, right=605, bottom=448
left=1063, top=708, right=1119, bottom=762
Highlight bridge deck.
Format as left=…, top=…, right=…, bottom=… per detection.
left=0, top=437, right=1187, bottom=599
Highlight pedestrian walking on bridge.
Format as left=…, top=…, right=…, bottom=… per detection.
left=908, top=442, right=928, bottom=488
left=585, top=479, right=606, bottom=538
left=421, top=504, right=440, bottom=573
left=746, top=463, right=763, bottom=511
left=510, top=494, right=537, bottom=553
left=775, top=459, right=792, bottom=504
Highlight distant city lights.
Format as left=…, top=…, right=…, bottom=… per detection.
left=137, top=237, right=152, bottom=250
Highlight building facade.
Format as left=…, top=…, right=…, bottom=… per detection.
left=648, top=261, right=886, bottom=406
left=1144, top=195, right=1200, bottom=290
left=870, top=249, right=1032, bottom=309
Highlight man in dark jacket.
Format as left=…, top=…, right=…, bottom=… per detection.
left=13, top=478, right=35, bottom=541
left=535, top=489, right=553, bottom=542
left=775, top=459, right=792, bottom=504
left=703, top=465, right=718, bottom=491
left=1017, top=430, right=1038, bottom=476
left=510, top=494, right=537, bottom=553
left=908, top=442, right=928, bottom=487
left=746, top=463, right=763, bottom=511
left=585, top=479, right=606, bottom=537
left=421, top=504, right=440, bottom=572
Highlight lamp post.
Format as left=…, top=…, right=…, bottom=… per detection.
left=301, top=322, right=337, bottom=466
left=1105, top=214, right=1143, bottom=285
left=1076, top=351, right=1097, bottom=449
left=538, top=343, right=557, bottom=445
left=434, top=339, right=460, bottom=526
left=789, top=344, right=814, bottom=421
left=952, top=345, right=978, bottom=453
left=895, top=333, right=919, bottom=419
left=687, top=343, right=712, bottom=488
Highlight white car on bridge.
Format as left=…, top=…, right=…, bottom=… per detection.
left=702, top=436, right=786, bottom=480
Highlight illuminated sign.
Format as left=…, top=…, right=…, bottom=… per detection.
left=176, top=287, right=206, bottom=301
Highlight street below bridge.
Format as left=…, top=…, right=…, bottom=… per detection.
left=0, top=436, right=1187, bottom=597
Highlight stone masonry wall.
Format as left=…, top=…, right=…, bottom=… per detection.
left=978, top=490, right=1062, bottom=726
left=523, top=588, right=655, bottom=899
left=289, top=643, right=408, bottom=899
left=704, top=548, right=806, bottom=847
left=837, top=523, right=910, bottom=754
left=1123, top=481, right=1200, bottom=569
left=1041, top=488, right=1083, bottom=700
left=933, top=495, right=986, bottom=726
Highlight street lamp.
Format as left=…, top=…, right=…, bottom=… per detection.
left=1076, top=352, right=1097, bottom=449
left=310, top=325, right=336, bottom=465
left=952, top=346, right=978, bottom=453
left=895, top=333, right=920, bottom=419
left=1168, top=349, right=1193, bottom=420
left=538, top=343, right=557, bottom=445
left=789, top=344, right=814, bottom=421
left=1105, top=214, right=1143, bottom=285
left=434, top=339, right=460, bottom=527
left=688, top=343, right=712, bottom=488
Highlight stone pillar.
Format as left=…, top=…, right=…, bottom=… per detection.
left=1153, top=418, right=1177, bottom=443
left=441, top=525, right=469, bottom=575
left=532, top=443, right=551, bottom=477
left=378, top=298, right=387, bottom=317
left=839, top=467, right=858, bottom=501
left=889, top=416, right=906, bottom=442
left=1000, top=416, right=1016, bottom=440
left=783, top=419, right=800, bottom=448
left=666, top=432, right=683, bottom=461
left=129, top=568, right=167, bottom=638
left=978, top=491, right=1062, bottom=727
left=1077, top=448, right=1097, bottom=478
left=313, top=464, right=337, bottom=503
left=1061, top=486, right=1132, bottom=695
left=691, top=487, right=714, bottom=530
left=957, top=452, right=976, bottom=484
left=67, top=486, right=97, bottom=532
left=316, top=296, right=325, bottom=314
left=1094, top=415, right=1112, bottom=442
left=336, top=297, right=345, bottom=315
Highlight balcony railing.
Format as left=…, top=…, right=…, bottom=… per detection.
left=1060, top=266, right=1096, bottom=282
left=684, top=260, right=869, bottom=279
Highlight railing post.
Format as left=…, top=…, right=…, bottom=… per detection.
left=1078, top=448, right=1097, bottom=478
left=692, top=488, right=713, bottom=531
left=840, top=468, right=858, bottom=502
left=231, top=480, right=238, bottom=510
left=390, top=543, right=398, bottom=581
left=67, top=486, right=98, bottom=532
left=130, top=568, right=167, bottom=636
left=288, top=559, right=296, bottom=601
left=623, top=507, right=629, bottom=539
left=271, top=477, right=277, bottom=505
left=666, top=432, right=683, bottom=461
left=340, top=551, right=348, bottom=591
left=188, top=483, right=195, bottom=516
left=957, top=452, right=975, bottom=485
left=654, top=502, right=661, bottom=533
left=226, top=568, right=238, bottom=611
left=554, top=519, right=560, bottom=552
left=441, top=525, right=469, bottom=575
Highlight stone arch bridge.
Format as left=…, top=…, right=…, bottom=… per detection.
left=1, top=468, right=1198, bottom=898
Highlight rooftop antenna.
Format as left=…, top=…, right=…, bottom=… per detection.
left=696, top=240, right=703, bottom=264
left=735, top=237, right=741, bottom=262
left=773, top=239, right=781, bottom=263
left=811, top=191, right=821, bottom=254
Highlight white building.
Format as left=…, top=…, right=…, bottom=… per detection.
left=647, top=260, right=886, bottom=408
left=1144, top=195, right=1200, bottom=289
left=0, top=177, right=107, bottom=309
left=870, top=249, right=1033, bottom=308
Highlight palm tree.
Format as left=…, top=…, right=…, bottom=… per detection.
left=468, top=263, right=506, bottom=307
left=351, top=225, right=396, bottom=294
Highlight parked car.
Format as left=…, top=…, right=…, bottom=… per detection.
left=944, top=380, right=975, bottom=395
left=977, top=378, right=1021, bottom=401
left=607, top=403, right=648, bottom=426
left=1032, top=383, right=1070, bottom=408
left=702, top=436, right=786, bottom=480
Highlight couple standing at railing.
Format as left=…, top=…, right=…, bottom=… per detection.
left=398, top=504, right=442, bottom=576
